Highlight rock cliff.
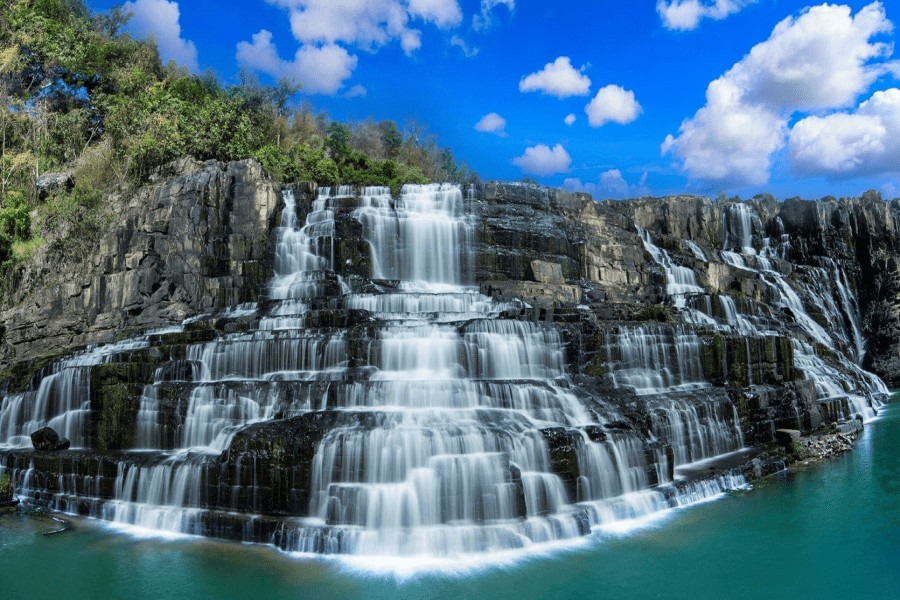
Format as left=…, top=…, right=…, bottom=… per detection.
left=0, top=162, right=896, bottom=556
left=0, top=158, right=278, bottom=367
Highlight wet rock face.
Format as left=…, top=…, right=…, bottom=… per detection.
left=474, top=184, right=900, bottom=385
left=775, top=196, right=900, bottom=386
left=1, top=159, right=279, bottom=367
left=0, top=173, right=895, bottom=554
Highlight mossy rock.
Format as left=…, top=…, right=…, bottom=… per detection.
left=0, top=352, right=66, bottom=394
left=92, top=383, right=139, bottom=451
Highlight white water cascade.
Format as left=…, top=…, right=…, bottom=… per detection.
left=6, top=187, right=891, bottom=563
left=717, top=202, right=887, bottom=419
left=637, top=227, right=703, bottom=308
left=0, top=184, right=754, bottom=560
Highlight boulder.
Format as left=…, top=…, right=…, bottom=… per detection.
left=774, top=429, right=801, bottom=445
left=835, top=420, right=863, bottom=436
left=36, top=171, right=74, bottom=199
left=31, top=426, right=60, bottom=451
left=774, top=429, right=802, bottom=454
left=30, top=427, right=68, bottom=452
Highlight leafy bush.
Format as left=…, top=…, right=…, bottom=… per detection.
left=0, top=0, right=477, bottom=287
left=0, top=472, right=13, bottom=502
left=0, top=191, right=31, bottom=266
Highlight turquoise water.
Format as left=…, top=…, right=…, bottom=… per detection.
left=2, top=399, right=898, bottom=600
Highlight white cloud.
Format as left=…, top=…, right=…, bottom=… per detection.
left=408, top=0, right=463, bottom=28
left=266, top=0, right=460, bottom=55
left=657, top=0, right=754, bottom=31
left=268, top=0, right=419, bottom=54
left=513, top=144, right=572, bottom=176
left=242, top=1, right=472, bottom=95
left=564, top=170, right=650, bottom=199
left=473, top=0, right=515, bottom=30
left=585, top=85, right=642, bottom=127
left=236, top=30, right=357, bottom=95
left=661, top=80, right=786, bottom=185
left=122, top=0, right=198, bottom=72
left=882, top=181, right=900, bottom=198
left=564, top=113, right=576, bottom=125
left=519, top=56, right=591, bottom=98
left=789, top=88, right=900, bottom=178
left=345, top=84, right=368, bottom=98
left=663, top=2, right=896, bottom=186
left=475, top=112, right=507, bottom=135
left=450, top=35, right=478, bottom=57
left=599, top=169, right=631, bottom=195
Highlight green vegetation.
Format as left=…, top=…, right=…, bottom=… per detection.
left=0, top=472, right=13, bottom=502
left=0, top=0, right=474, bottom=283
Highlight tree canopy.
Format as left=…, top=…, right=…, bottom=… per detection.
left=0, top=0, right=475, bottom=274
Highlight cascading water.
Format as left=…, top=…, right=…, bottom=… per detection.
left=723, top=203, right=755, bottom=254
left=714, top=202, right=887, bottom=419
left=0, top=336, right=164, bottom=450
left=637, top=227, right=703, bottom=308
left=2, top=184, right=890, bottom=563
left=602, top=325, right=707, bottom=395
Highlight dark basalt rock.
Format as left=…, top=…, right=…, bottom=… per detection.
left=540, top=427, right=582, bottom=500
left=30, top=427, right=68, bottom=452
left=1, top=159, right=279, bottom=367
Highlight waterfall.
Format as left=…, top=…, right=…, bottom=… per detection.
left=723, top=203, right=755, bottom=254
left=831, top=261, right=866, bottom=364
left=0, top=184, right=747, bottom=559
left=603, top=325, right=707, bottom=395
left=0, top=337, right=153, bottom=450
left=353, top=184, right=473, bottom=287
left=637, top=227, right=703, bottom=307
left=9, top=183, right=892, bottom=562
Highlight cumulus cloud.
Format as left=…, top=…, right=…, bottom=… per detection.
left=408, top=0, right=463, bottom=28
left=267, top=0, right=421, bottom=54
left=473, top=0, right=515, bottom=30
left=513, top=144, right=572, bottom=176
left=564, top=170, right=650, bottom=199
left=663, top=2, right=896, bottom=186
left=242, top=0, right=467, bottom=95
left=519, top=56, right=591, bottom=98
left=122, top=0, right=198, bottom=71
left=657, top=0, right=754, bottom=31
left=661, top=81, right=786, bottom=185
left=585, top=85, right=642, bottom=127
left=882, top=181, right=900, bottom=198
left=789, top=88, right=900, bottom=178
left=236, top=30, right=357, bottom=95
left=564, top=113, right=576, bottom=125
left=475, top=112, right=507, bottom=135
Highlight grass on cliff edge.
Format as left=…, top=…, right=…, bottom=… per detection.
left=0, top=0, right=476, bottom=286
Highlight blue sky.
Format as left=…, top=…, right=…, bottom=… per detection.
left=86, top=1, right=900, bottom=200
